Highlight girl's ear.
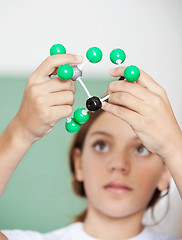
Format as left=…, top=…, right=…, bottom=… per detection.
left=72, top=148, right=84, bottom=182
left=157, top=165, right=171, bottom=191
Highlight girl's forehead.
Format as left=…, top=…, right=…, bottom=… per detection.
left=87, top=112, right=137, bottom=140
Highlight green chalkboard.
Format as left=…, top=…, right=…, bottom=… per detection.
left=0, top=75, right=113, bottom=232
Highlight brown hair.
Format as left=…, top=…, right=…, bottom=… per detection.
left=69, top=109, right=169, bottom=223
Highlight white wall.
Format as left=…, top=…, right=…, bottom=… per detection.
left=0, top=0, right=182, bottom=236
left=1, top=0, right=182, bottom=120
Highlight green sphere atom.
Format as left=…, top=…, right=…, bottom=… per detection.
left=57, top=64, right=74, bottom=80
left=65, top=119, right=81, bottom=133
left=124, top=65, right=140, bottom=82
left=50, top=44, right=66, bottom=55
left=86, top=47, right=103, bottom=63
left=110, top=48, right=126, bottom=64
left=74, top=108, right=89, bottom=124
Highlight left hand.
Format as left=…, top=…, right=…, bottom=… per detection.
left=102, top=67, right=182, bottom=159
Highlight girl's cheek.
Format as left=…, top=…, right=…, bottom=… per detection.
left=83, top=156, right=106, bottom=177
left=134, top=166, right=162, bottom=191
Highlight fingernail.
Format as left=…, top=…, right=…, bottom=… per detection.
left=76, top=55, right=83, bottom=62
left=109, top=68, right=116, bottom=74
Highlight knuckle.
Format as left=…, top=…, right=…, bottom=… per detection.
left=67, top=91, right=74, bottom=104
left=67, top=80, right=76, bottom=92
left=58, top=54, right=75, bottom=64
left=131, top=115, right=142, bottom=130
left=147, top=105, right=155, bottom=115
left=125, top=81, right=134, bottom=90
left=46, top=55, right=54, bottom=65
left=108, top=82, right=114, bottom=92
left=116, top=93, right=124, bottom=103
left=115, top=92, right=127, bottom=103
left=27, top=75, right=34, bottom=85
left=154, top=95, right=162, bottom=105
left=40, top=108, right=49, bottom=122
left=142, top=117, right=152, bottom=129
left=115, top=106, right=123, bottom=116
left=35, top=95, right=44, bottom=106
left=66, top=53, right=76, bottom=60
left=71, top=81, right=76, bottom=93
left=120, top=92, right=127, bottom=101
left=65, top=105, right=73, bottom=116
left=158, top=86, right=167, bottom=97
left=108, top=93, right=114, bottom=103
left=120, top=80, right=131, bottom=91
left=28, top=84, right=38, bottom=97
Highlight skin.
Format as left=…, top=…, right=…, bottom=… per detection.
left=103, top=67, right=182, bottom=196
left=73, top=112, right=171, bottom=240
left=0, top=54, right=83, bottom=197
left=0, top=55, right=181, bottom=238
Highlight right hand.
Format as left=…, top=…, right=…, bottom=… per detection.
left=14, top=54, right=83, bottom=143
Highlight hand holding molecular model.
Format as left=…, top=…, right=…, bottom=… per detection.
left=50, top=44, right=140, bottom=133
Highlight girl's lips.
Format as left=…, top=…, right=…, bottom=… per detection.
left=104, top=181, right=132, bottom=194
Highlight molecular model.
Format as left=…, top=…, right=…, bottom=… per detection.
left=50, top=44, right=140, bottom=133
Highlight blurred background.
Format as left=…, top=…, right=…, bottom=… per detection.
left=0, top=0, right=182, bottom=237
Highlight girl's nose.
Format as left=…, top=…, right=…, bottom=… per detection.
left=108, top=152, right=131, bottom=174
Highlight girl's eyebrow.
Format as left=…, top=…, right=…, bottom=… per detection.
left=90, top=131, right=140, bottom=141
left=90, top=131, right=113, bottom=138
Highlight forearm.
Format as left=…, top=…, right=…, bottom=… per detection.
left=0, top=116, right=33, bottom=197
left=163, top=133, right=182, bottom=198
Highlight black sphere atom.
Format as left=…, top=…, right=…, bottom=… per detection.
left=86, top=96, right=102, bottom=112
left=118, top=76, right=125, bottom=81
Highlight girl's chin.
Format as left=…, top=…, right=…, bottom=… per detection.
left=98, top=207, right=135, bottom=219
left=96, top=203, right=146, bottom=219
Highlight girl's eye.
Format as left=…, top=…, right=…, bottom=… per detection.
left=135, top=145, right=150, bottom=156
left=93, top=140, right=109, bottom=153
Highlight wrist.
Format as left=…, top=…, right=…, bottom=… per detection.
left=162, top=131, right=182, bottom=197
left=7, top=115, right=35, bottom=148
left=162, top=131, right=182, bottom=162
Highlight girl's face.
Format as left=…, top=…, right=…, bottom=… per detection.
left=73, top=112, right=170, bottom=219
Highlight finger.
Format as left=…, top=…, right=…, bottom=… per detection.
left=136, top=69, right=167, bottom=97
left=106, top=80, right=155, bottom=102
left=108, top=92, right=147, bottom=115
left=110, top=66, right=161, bottom=92
left=47, top=91, right=75, bottom=107
left=109, top=66, right=126, bottom=77
left=31, top=54, right=83, bottom=82
left=106, top=81, right=173, bottom=118
left=109, top=66, right=169, bottom=105
left=49, top=105, right=73, bottom=122
left=102, top=102, right=141, bottom=129
left=39, top=78, right=76, bottom=94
